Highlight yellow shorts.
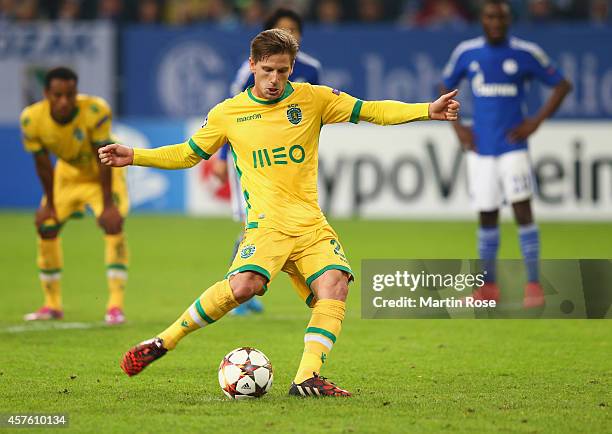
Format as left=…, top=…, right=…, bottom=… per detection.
left=42, top=167, right=129, bottom=223
left=225, top=224, right=353, bottom=307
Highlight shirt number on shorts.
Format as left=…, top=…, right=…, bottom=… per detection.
left=512, top=174, right=531, bottom=194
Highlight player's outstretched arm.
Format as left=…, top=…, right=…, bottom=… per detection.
left=358, top=89, right=460, bottom=125
left=98, top=142, right=202, bottom=170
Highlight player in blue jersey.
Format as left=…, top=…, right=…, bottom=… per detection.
left=213, top=8, right=322, bottom=315
left=441, top=0, right=572, bottom=308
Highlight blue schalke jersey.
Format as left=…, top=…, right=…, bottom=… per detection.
left=219, top=51, right=322, bottom=161
left=442, top=36, right=564, bottom=156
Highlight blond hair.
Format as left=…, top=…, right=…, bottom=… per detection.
left=250, top=28, right=299, bottom=63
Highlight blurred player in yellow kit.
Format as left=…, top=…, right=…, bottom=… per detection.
left=20, top=67, right=129, bottom=325
left=100, top=30, right=459, bottom=396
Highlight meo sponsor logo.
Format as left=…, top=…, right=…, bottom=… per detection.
left=252, top=145, right=306, bottom=168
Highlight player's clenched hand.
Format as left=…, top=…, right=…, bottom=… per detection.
left=429, top=89, right=460, bottom=121
left=98, top=204, right=123, bottom=234
left=507, top=118, right=540, bottom=143
left=98, top=143, right=134, bottom=167
left=35, top=204, right=58, bottom=229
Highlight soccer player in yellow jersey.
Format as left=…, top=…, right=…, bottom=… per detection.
left=100, top=29, right=459, bottom=396
left=21, top=67, right=129, bottom=325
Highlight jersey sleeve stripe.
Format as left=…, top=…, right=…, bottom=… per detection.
left=350, top=100, right=363, bottom=124
left=95, top=115, right=110, bottom=128
left=230, top=61, right=253, bottom=95
left=229, top=146, right=243, bottom=177
left=510, top=37, right=551, bottom=67
left=297, top=51, right=322, bottom=70
left=442, top=37, right=484, bottom=78
left=188, top=138, right=212, bottom=160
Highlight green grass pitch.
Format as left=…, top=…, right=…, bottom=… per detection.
left=0, top=212, right=610, bottom=433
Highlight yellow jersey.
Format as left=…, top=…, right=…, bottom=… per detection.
left=20, top=94, right=113, bottom=181
left=188, top=82, right=364, bottom=235
left=132, top=82, right=430, bottom=235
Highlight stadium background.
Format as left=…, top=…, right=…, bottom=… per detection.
left=1, top=0, right=611, bottom=219
left=0, top=1, right=611, bottom=432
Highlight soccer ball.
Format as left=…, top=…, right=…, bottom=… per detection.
left=218, top=347, right=273, bottom=399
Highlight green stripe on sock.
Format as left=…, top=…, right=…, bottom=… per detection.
left=39, top=224, right=61, bottom=232
left=305, top=326, right=336, bottom=343
left=40, top=268, right=62, bottom=275
left=107, top=263, right=128, bottom=270
left=195, top=299, right=215, bottom=324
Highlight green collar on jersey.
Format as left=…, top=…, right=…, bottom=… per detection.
left=51, top=107, right=80, bottom=126
left=247, top=82, right=294, bottom=105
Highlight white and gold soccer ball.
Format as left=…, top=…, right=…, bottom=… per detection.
left=218, top=347, right=273, bottom=399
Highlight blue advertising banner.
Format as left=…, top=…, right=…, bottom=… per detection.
left=3, top=119, right=612, bottom=219
left=0, top=120, right=188, bottom=212
left=115, top=119, right=187, bottom=212
left=122, top=25, right=612, bottom=119
left=122, top=26, right=254, bottom=118
left=0, top=125, right=42, bottom=207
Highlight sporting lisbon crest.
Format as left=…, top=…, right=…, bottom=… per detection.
left=286, top=105, right=302, bottom=125
left=240, top=244, right=256, bottom=259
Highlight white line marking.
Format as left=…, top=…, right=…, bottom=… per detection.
left=1, top=321, right=108, bottom=334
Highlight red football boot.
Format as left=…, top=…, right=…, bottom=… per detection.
left=523, top=282, right=545, bottom=308
left=23, top=306, right=64, bottom=321
left=105, top=307, right=125, bottom=325
left=120, top=338, right=167, bottom=377
left=288, top=374, right=351, bottom=397
left=471, top=282, right=500, bottom=303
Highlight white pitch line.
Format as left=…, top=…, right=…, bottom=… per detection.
left=1, top=313, right=357, bottom=334
left=1, top=321, right=108, bottom=334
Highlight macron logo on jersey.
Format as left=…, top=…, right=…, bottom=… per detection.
left=470, top=61, right=518, bottom=97
left=236, top=113, right=262, bottom=123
